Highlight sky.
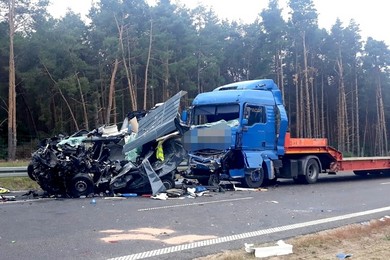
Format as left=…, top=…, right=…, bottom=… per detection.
left=47, top=0, right=390, bottom=45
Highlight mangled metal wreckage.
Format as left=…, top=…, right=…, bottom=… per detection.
left=28, top=91, right=188, bottom=197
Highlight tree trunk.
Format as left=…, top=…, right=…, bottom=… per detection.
left=143, top=20, right=153, bottom=110
left=375, top=70, right=387, bottom=155
left=335, top=43, right=349, bottom=153
left=115, top=16, right=137, bottom=111
left=320, top=74, right=325, bottom=138
left=7, top=0, right=17, bottom=161
left=294, top=72, right=300, bottom=137
left=163, top=55, right=170, bottom=100
left=279, top=50, right=285, bottom=101
left=76, top=73, right=89, bottom=130
left=354, top=69, right=360, bottom=156
left=302, top=31, right=312, bottom=137
left=106, top=58, right=119, bottom=124
left=41, top=61, right=79, bottom=131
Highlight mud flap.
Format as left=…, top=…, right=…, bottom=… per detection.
left=142, top=158, right=166, bottom=195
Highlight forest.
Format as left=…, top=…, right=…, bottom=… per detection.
left=1, top=0, right=390, bottom=160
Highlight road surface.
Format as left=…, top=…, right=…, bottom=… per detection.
left=1, top=172, right=390, bottom=260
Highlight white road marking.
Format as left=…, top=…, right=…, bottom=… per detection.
left=380, top=182, right=390, bottom=185
left=0, top=198, right=53, bottom=204
left=137, top=197, right=254, bottom=211
left=109, top=205, right=390, bottom=260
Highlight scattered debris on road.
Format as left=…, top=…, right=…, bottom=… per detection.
left=0, top=187, right=10, bottom=194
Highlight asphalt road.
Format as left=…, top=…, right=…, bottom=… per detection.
left=1, top=172, right=390, bottom=260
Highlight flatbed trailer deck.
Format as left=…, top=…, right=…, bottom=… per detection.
left=284, top=133, right=390, bottom=174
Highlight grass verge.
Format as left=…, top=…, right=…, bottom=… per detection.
left=0, top=160, right=29, bottom=167
left=0, top=177, right=40, bottom=191
left=195, top=217, right=390, bottom=259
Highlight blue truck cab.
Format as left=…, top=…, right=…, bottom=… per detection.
left=182, top=79, right=289, bottom=187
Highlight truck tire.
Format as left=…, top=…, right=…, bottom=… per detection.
left=241, top=169, right=264, bottom=188
left=27, top=163, right=36, bottom=181
left=161, top=177, right=175, bottom=190
left=296, top=158, right=319, bottom=184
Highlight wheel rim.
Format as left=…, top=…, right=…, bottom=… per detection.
left=306, top=159, right=319, bottom=182
left=75, top=180, right=88, bottom=193
left=308, top=164, right=316, bottom=178
left=162, top=179, right=174, bottom=190
left=250, top=171, right=261, bottom=182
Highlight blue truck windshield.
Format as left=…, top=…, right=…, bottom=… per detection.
left=193, top=104, right=239, bottom=125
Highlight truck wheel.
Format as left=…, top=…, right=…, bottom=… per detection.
left=27, top=163, right=36, bottom=181
left=69, top=174, right=94, bottom=198
left=241, top=169, right=264, bottom=188
left=161, top=177, right=175, bottom=190
left=299, top=158, right=319, bottom=184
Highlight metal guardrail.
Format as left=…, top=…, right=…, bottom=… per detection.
left=0, top=167, right=28, bottom=177
left=0, top=162, right=189, bottom=178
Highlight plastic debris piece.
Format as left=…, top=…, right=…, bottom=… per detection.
left=187, top=187, right=196, bottom=197
left=336, top=253, right=353, bottom=259
left=90, top=199, right=96, bottom=205
left=196, top=191, right=209, bottom=197
left=151, top=193, right=168, bottom=200
left=166, top=188, right=185, bottom=198
left=118, top=193, right=138, bottom=197
left=233, top=184, right=268, bottom=192
left=1, top=195, right=16, bottom=201
left=253, top=240, right=293, bottom=258
left=103, top=197, right=126, bottom=200
left=195, top=186, right=207, bottom=193
left=245, top=243, right=255, bottom=253
left=185, top=186, right=210, bottom=197
left=0, top=187, right=10, bottom=194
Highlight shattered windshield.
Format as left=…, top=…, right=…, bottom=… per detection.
left=193, top=104, right=240, bottom=125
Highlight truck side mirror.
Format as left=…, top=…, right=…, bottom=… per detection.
left=241, top=118, right=248, bottom=126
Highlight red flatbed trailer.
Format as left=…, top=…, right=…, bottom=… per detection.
left=283, top=133, right=390, bottom=174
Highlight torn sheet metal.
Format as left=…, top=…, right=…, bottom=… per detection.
left=123, top=91, right=187, bottom=154
left=142, top=158, right=166, bottom=195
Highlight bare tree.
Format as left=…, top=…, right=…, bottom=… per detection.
left=143, top=20, right=153, bottom=110
left=115, top=16, right=137, bottom=112
left=7, top=0, right=16, bottom=160
left=41, top=61, right=79, bottom=131
left=302, top=31, right=312, bottom=137
left=375, top=73, right=387, bottom=155
left=335, top=51, right=349, bottom=152
left=106, top=58, right=119, bottom=125
left=76, top=73, right=89, bottom=130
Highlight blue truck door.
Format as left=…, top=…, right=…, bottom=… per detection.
left=240, top=104, right=276, bottom=151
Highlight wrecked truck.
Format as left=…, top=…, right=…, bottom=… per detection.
left=182, top=79, right=390, bottom=188
left=28, top=91, right=188, bottom=197
left=181, top=79, right=288, bottom=187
